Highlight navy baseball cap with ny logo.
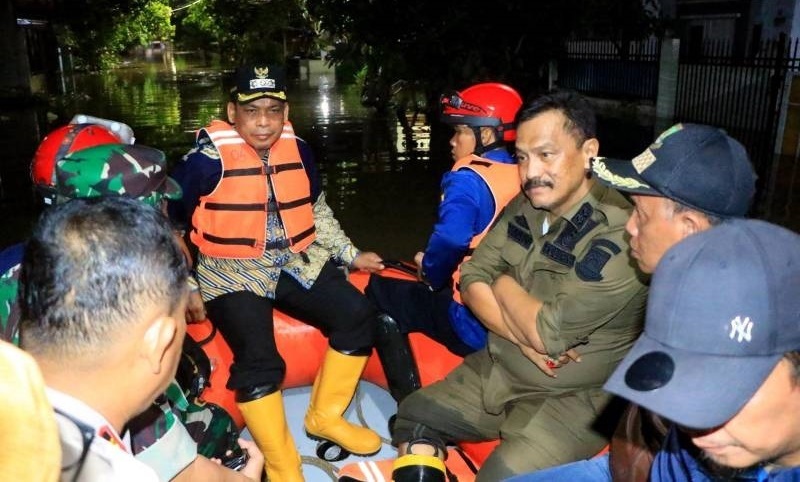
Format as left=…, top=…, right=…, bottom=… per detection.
left=605, top=219, right=800, bottom=429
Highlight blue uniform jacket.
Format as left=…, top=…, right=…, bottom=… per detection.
left=651, top=426, right=800, bottom=481
left=422, top=147, right=515, bottom=350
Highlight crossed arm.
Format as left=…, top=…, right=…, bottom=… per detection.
left=458, top=203, right=581, bottom=375
left=462, top=275, right=579, bottom=377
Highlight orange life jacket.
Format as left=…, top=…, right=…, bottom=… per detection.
left=450, top=155, right=519, bottom=303
left=190, top=120, right=316, bottom=258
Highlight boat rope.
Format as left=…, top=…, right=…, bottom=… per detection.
left=301, top=455, right=339, bottom=480
left=354, top=383, right=392, bottom=445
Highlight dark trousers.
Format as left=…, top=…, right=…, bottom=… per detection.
left=365, top=274, right=474, bottom=357
left=206, top=261, right=376, bottom=390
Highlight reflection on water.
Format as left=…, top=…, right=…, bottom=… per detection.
left=3, top=55, right=794, bottom=251
left=0, top=54, right=444, bottom=257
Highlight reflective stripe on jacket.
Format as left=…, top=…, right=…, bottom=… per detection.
left=190, top=120, right=315, bottom=258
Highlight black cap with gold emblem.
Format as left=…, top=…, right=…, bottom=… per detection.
left=590, top=123, right=757, bottom=218
left=230, top=64, right=287, bottom=104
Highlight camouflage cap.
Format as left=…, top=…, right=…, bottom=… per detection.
left=55, top=144, right=182, bottom=207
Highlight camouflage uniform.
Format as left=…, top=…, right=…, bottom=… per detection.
left=0, top=244, right=23, bottom=345
left=393, top=183, right=648, bottom=481
left=55, top=143, right=182, bottom=206
left=7, top=143, right=240, bottom=480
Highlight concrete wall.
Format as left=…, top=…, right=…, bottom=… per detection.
left=749, top=0, right=798, bottom=40
left=765, top=72, right=800, bottom=231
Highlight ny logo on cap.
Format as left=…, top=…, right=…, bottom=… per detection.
left=729, top=315, right=753, bottom=343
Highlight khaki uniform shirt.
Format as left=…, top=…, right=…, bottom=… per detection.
left=460, top=182, right=648, bottom=414
left=49, top=388, right=160, bottom=482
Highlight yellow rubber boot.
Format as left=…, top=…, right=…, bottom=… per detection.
left=304, top=348, right=382, bottom=455
left=237, top=391, right=304, bottom=482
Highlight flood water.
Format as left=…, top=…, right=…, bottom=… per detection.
left=13, top=52, right=785, bottom=254
left=0, top=54, right=451, bottom=256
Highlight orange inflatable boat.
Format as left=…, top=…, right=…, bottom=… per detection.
left=186, top=263, right=495, bottom=480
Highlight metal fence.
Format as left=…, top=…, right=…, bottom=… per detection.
left=558, top=38, right=661, bottom=100
left=558, top=34, right=800, bottom=217
left=675, top=35, right=800, bottom=201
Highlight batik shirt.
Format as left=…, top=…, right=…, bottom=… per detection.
left=169, top=134, right=361, bottom=302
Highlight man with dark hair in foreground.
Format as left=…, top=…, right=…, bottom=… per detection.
left=19, top=197, right=259, bottom=481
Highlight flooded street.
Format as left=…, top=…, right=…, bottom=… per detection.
left=5, top=53, right=794, bottom=253
left=0, top=54, right=447, bottom=258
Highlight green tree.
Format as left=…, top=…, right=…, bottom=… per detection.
left=55, top=0, right=174, bottom=70
left=307, top=0, right=661, bottom=110
left=176, top=0, right=311, bottom=64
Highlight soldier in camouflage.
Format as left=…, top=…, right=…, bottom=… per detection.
left=0, top=137, right=263, bottom=481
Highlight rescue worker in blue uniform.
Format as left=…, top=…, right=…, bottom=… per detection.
left=168, top=64, right=385, bottom=481
left=365, top=83, right=523, bottom=404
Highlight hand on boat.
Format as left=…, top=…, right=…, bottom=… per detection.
left=413, top=251, right=425, bottom=280
left=352, top=251, right=385, bottom=272
left=185, top=290, right=207, bottom=323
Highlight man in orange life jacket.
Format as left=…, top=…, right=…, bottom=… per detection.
left=168, top=64, right=385, bottom=481
left=365, top=83, right=523, bottom=404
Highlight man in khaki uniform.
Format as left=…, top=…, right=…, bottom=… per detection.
left=389, top=91, right=649, bottom=482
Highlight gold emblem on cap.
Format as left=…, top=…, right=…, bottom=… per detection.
left=254, top=66, right=269, bottom=79
left=632, top=149, right=656, bottom=173
left=633, top=123, right=684, bottom=173
left=593, top=157, right=649, bottom=190
left=631, top=124, right=683, bottom=174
